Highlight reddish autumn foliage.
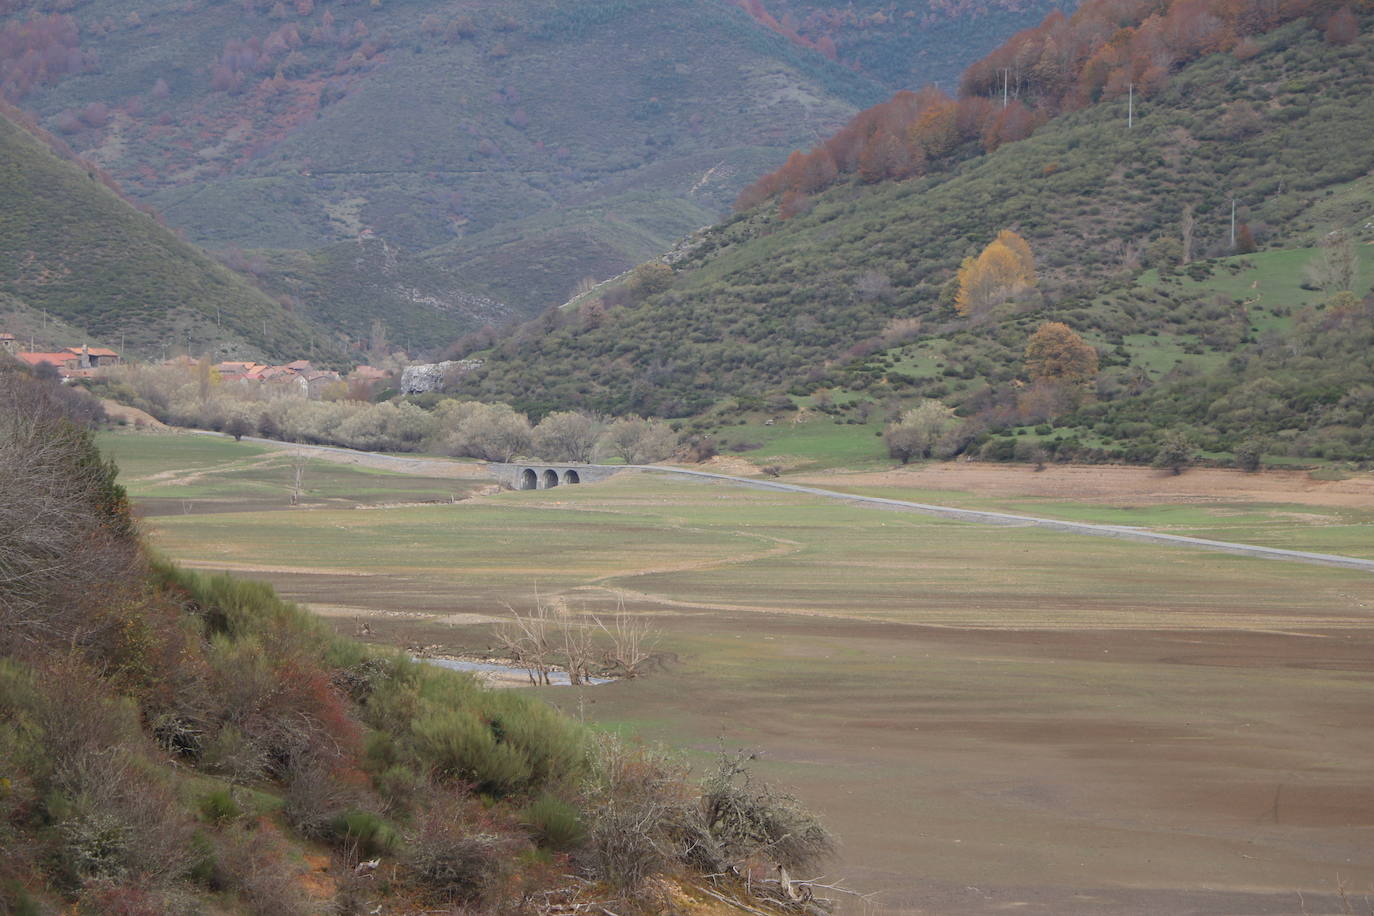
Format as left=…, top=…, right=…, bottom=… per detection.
left=0, top=13, right=87, bottom=100
left=738, top=0, right=1361, bottom=211
left=1324, top=5, right=1359, bottom=42
left=731, top=0, right=836, bottom=58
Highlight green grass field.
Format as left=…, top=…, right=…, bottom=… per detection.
left=99, top=431, right=480, bottom=514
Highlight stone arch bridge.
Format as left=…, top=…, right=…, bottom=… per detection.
left=488, top=463, right=624, bottom=490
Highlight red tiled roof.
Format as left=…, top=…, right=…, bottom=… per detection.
left=286, top=360, right=312, bottom=371
left=18, top=352, right=78, bottom=367
left=64, top=346, right=119, bottom=358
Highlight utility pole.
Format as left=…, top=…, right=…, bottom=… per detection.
left=1128, top=82, right=1134, bottom=128
left=1230, top=198, right=1236, bottom=248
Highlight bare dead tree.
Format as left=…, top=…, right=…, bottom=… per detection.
left=288, top=450, right=309, bottom=506
left=1306, top=229, right=1358, bottom=297
left=595, top=604, right=659, bottom=678
left=494, top=597, right=555, bottom=685
left=559, top=606, right=596, bottom=686
left=1180, top=203, right=1196, bottom=265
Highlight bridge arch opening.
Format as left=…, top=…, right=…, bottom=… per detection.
left=541, top=469, right=560, bottom=489
left=519, top=468, right=537, bottom=490
left=563, top=469, right=581, bottom=485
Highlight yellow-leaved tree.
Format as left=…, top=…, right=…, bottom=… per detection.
left=1024, top=321, right=1098, bottom=387
left=954, top=230, right=1037, bottom=317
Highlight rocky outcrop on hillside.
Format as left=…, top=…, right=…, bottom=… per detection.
left=399, top=359, right=481, bottom=395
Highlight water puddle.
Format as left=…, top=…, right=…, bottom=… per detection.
left=422, top=656, right=614, bottom=686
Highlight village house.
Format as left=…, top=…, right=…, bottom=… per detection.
left=14, top=343, right=121, bottom=377
left=214, top=361, right=267, bottom=382
left=210, top=357, right=340, bottom=399
left=303, top=369, right=342, bottom=399
left=64, top=345, right=120, bottom=368
left=0, top=333, right=15, bottom=354
left=17, top=351, right=82, bottom=374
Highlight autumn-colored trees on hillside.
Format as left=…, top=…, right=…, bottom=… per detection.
left=0, top=13, right=86, bottom=100
left=735, top=86, right=1046, bottom=210
left=731, top=0, right=838, bottom=60
left=738, top=0, right=1364, bottom=210
left=1024, top=321, right=1098, bottom=386
left=959, top=0, right=1358, bottom=114
left=955, top=230, right=1037, bottom=317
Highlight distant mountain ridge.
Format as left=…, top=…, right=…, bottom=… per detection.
left=0, top=0, right=1062, bottom=336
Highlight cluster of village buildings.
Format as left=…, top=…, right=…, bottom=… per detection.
left=1, top=333, right=392, bottom=400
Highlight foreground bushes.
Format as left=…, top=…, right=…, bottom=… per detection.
left=1, top=362, right=832, bottom=913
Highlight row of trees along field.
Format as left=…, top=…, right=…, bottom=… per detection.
left=0, top=356, right=839, bottom=914
left=736, top=0, right=1365, bottom=210
left=90, top=360, right=680, bottom=464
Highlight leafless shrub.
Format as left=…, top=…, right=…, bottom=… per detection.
left=879, top=316, right=922, bottom=346
left=435, top=400, right=532, bottom=461
left=216, top=823, right=316, bottom=916
left=0, top=368, right=140, bottom=651
left=599, top=416, right=679, bottom=464
left=27, top=663, right=197, bottom=889
left=404, top=793, right=516, bottom=903
left=700, top=752, right=835, bottom=874
left=579, top=734, right=701, bottom=890
left=532, top=410, right=603, bottom=463
left=282, top=759, right=360, bottom=841
left=855, top=270, right=895, bottom=302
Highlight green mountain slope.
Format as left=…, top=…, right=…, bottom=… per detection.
left=2, top=0, right=1057, bottom=324
left=0, top=111, right=342, bottom=361
left=445, top=16, right=1374, bottom=460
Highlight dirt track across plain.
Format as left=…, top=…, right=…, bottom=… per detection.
left=625, top=465, right=1374, bottom=572
left=193, top=430, right=1374, bottom=572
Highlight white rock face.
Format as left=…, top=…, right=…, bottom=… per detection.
left=399, top=359, right=480, bottom=394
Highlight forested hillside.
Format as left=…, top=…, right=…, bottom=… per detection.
left=444, top=5, right=1374, bottom=463
left=0, top=108, right=340, bottom=361
left=0, top=0, right=1053, bottom=332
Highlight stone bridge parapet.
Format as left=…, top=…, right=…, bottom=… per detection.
left=487, top=463, right=625, bottom=490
